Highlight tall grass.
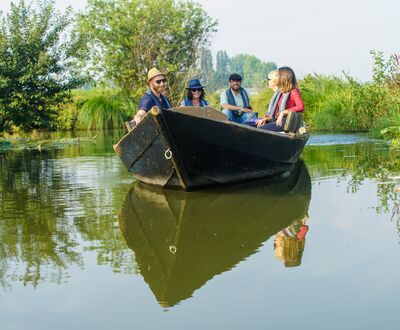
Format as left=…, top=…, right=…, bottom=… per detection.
left=300, top=75, right=357, bottom=131
left=58, top=89, right=134, bottom=130
left=77, top=94, right=132, bottom=130
left=300, top=74, right=400, bottom=133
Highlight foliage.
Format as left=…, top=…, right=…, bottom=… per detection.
left=195, top=49, right=277, bottom=92
left=300, top=73, right=400, bottom=132
left=214, top=50, right=230, bottom=90
left=371, top=50, right=400, bottom=86
left=57, top=88, right=134, bottom=130
left=198, top=48, right=214, bottom=87
left=0, top=0, right=86, bottom=131
left=229, top=54, right=277, bottom=89
left=250, top=88, right=275, bottom=117
left=207, top=91, right=221, bottom=109
left=76, top=0, right=217, bottom=103
left=300, top=75, right=357, bottom=131
left=77, top=93, right=133, bottom=130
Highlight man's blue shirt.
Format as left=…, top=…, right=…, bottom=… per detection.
left=138, top=91, right=171, bottom=112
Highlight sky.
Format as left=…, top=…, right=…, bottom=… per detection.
left=1, top=0, right=399, bottom=81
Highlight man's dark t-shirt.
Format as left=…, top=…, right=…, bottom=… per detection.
left=139, top=90, right=171, bottom=112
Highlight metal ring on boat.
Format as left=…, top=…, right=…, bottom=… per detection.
left=165, top=148, right=172, bottom=160
left=169, top=245, right=177, bottom=254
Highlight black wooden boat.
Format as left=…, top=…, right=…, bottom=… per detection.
left=114, top=106, right=309, bottom=190
left=118, top=161, right=311, bottom=307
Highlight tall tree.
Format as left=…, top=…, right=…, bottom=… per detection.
left=214, top=50, right=230, bottom=90
left=0, top=0, right=86, bottom=131
left=199, top=48, right=214, bottom=86
left=229, top=54, right=277, bottom=88
left=76, top=0, right=217, bottom=103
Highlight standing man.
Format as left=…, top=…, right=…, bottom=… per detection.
left=220, top=73, right=256, bottom=123
left=125, top=67, right=172, bottom=131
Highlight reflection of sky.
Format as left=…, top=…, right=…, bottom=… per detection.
left=306, top=133, right=375, bottom=146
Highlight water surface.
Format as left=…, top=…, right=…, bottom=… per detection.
left=1, top=131, right=399, bottom=329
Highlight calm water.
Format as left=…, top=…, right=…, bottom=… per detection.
left=1, top=131, right=400, bottom=330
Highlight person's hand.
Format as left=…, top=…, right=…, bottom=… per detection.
left=242, top=107, right=253, bottom=112
left=256, top=117, right=268, bottom=127
left=133, top=114, right=143, bottom=125
left=276, top=112, right=285, bottom=127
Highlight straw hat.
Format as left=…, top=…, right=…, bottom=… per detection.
left=147, top=67, right=164, bottom=83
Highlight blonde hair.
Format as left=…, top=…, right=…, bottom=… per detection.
left=268, top=70, right=279, bottom=84
left=277, top=67, right=297, bottom=93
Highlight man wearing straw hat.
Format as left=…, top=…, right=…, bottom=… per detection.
left=125, top=67, right=172, bottom=131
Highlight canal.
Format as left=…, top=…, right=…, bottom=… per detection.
left=1, top=131, right=399, bottom=329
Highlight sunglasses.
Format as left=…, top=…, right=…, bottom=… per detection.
left=190, top=88, right=202, bottom=92
left=155, top=79, right=167, bottom=85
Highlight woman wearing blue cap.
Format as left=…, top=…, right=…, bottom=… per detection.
left=180, top=79, right=209, bottom=107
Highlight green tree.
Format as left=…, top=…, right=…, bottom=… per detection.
left=76, top=0, right=217, bottom=103
left=0, top=0, right=86, bottom=131
left=214, top=50, right=230, bottom=89
left=229, top=54, right=277, bottom=88
left=199, top=48, right=215, bottom=87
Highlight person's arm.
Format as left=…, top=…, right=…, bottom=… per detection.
left=134, top=95, right=153, bottom=124
left=285, top=88, right=304, bottom=112
left=243, top=88, right=253, bottom=111
left=221, top=103, right=251, bottom=111
left=220, top=91, right=252, bottom=112
left=133, top=109, right=147, bottom=124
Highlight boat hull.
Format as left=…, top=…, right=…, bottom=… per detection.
left=114, top=106, right=309, bottom=190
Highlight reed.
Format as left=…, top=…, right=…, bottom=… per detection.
left=77, top=94, right=132, bottom=130
left=58, top=89, right=134, bottom=130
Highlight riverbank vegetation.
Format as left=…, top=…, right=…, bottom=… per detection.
left=59, top=89, right=133, bottom=130
left=244, top=51, right=400, bottom=142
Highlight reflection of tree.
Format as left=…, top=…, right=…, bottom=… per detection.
left=0, top=132, right=134, bottom=290
left=303, top=143, right=400, bottom=236
left=390, top=201, right=400, bottom=239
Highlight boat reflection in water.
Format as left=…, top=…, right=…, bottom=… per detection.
left=118, top=161, right=311, bottom=307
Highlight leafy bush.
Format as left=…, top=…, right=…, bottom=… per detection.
left=0, top=0, right=86, bottom=131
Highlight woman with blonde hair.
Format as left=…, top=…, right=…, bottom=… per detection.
left=248, top=66, right=304, bottom=132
